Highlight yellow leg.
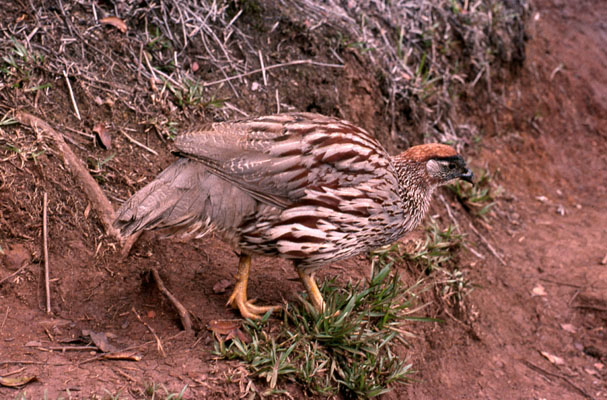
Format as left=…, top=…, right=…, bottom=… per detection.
left=226, top=255, right=281, bottom=319
left=297, top=267, right=326, bottom=313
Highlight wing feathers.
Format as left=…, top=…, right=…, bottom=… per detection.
left=173, top=113, right=389, bottom=208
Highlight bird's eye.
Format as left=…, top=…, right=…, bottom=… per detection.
left=448, top=163, right=456, bottom=170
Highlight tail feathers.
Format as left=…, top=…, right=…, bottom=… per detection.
left=114, top=158, right=258, bottom=240
left=114, top=159, right=210, bottom=238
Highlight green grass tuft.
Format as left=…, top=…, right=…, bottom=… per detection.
left=407, top=220, right=472, bottom=305
left=448, top=167, right=503, bottom=218
left=215, top=261, right=419, bottom=398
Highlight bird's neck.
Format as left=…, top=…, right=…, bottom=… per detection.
left=393, top=158, right=435, bottom=230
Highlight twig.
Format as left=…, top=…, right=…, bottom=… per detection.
left=439, top=195, right=484, bottom=260
left=151, top=267, right=193, bottom=332
left=523, top=360, right=593, bottom=399
left=43, top=193, right=51, bottom=314
left=275, top=89, right=280, bottom=114
left=43, top=345, right=98, bottom=352
left=63, top=70, right=81, bottom=120
left=539, top=277, right=583, bottom=289
left=439, top=194, right=460, bottom=231
left=132, top=307, right=165, bottom=357
left=114, top=368, right=137, bottom=382
left=2, top=367, right=25, bottom=377
left=15, top=112, right=120, bottom=240
left=464, top=244, right=485, bottom=260
left=0, top=306, right=9, bottom=332
left=258, top=50, right=267, bottom=86
left=573, top=304, right=607, bottom=312
left=120, top=130, right=158, bottom=156
left=468, top=222, right=507, bottom=266
left=202, top=59, right=344, bottom=88
left=601, top=252, right=607, bottom=265
left=442, top=308, right=468, bottom=328
left=0, top=360, right=48, bottom=365
left=0, top=265, right=28, bottom=285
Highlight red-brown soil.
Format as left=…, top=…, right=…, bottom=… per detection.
left=1, top=0, right=606, bottom=399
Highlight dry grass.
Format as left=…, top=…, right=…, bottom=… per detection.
left=286, top=0, right=528, bottom=147
left=0, top=0, right=528, bottom=143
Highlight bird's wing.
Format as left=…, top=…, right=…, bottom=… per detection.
left=175, top=113, right=393, bottom=208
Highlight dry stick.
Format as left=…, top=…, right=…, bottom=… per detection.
left=132, top=307, right=166, bottom=357
left=0, top=265, right=28, bottom=285
left=468, top=222, right=507, bottom=266
left=114, top=368, right=137, bottom=382
left=120, top=130, right=158, bottom=156
left=43, top=345, right=98, bottom=352
left=2, top=367, right=26, bottom=377
left=439, top=194, right=460, bottom=231
left=15, top=112, right=119, bottom=240
left=439, top=195, right=484, bottom=260
left=42, top=192, right=51, bottom=314
left=258, top=50, right=268, bottom=86
left=63, top=70, right=81, bottom=120
left=0, top=306, right=9, bottom=332
left=523, top=360, right=593, bottom=399
left=0, top=360, right=48, bottom=366
left=151, top=267, right=193, bottom=332
left=203, top=59, right=344, bottom=88
left=275, top=89, right=280, bottom=114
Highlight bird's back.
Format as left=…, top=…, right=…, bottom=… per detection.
left=115, top=113, right=409, bottom=265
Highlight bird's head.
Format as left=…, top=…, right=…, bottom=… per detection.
left=401, top=143, right=474, bottom=186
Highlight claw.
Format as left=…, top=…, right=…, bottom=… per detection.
left=226, top=255, right=281, bottom=319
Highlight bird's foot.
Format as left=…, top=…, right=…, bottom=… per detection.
left=226, top=286, right=281, bottom=320
left=297, top=268, right=326, bottom=314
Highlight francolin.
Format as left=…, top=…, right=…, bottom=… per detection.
left=114, top=113, right=473, bottom=319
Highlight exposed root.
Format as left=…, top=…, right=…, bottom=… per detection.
left=151, top=267, right=194, bottom=332
left=15, top=111, right=120, bottom=240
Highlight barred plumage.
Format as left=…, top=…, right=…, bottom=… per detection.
left=114, top=112, right=473, bottom=318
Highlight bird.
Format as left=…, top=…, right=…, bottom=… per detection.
left=114, top=112, right=473, bottom=319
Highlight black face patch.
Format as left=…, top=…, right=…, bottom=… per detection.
left=429, top=155, right=473, bottom=183
left=434, top=155, right=464, bottom=164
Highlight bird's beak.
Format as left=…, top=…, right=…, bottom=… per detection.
left=460, top=169, right=474, bottom=183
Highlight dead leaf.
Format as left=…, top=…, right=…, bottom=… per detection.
left=102, top=351, right=142, bottom=361
left=560, top=323, right=576, bottom=333
left=93, top=123, right=111, bottom=150
left=147, top=310, right=156, bottom=318
left=82, top=330, right=117, bottom=353
left=532, top=284, right=547, bottom=297
left=0, top=374, right=37, bottom=387
left=208, top=319, right=249, bottom=343
left=25, top=341, right=42, bottom=347
left=100, top=16, right=127, bottom=33
left=213, top=279, right=232, bottom=294
left=584, top=368, right=598, bottom=376
left=594, top=363, right=604, bottom=370
left=540, top=351, right=564, bottom=365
